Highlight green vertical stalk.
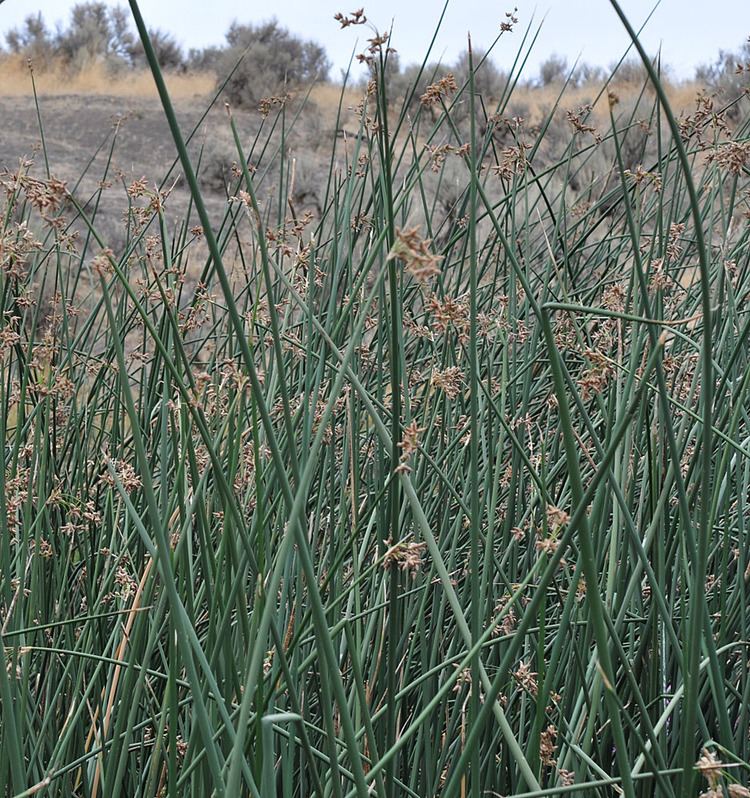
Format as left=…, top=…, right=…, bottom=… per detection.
left=608, top=6, right=715, bottom=790
left=374, top=39, right=403, bottom=798
left=467, top=36, right=481, bottom=798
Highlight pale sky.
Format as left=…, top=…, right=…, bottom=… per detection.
left=0, top=1, right=747, bottom=80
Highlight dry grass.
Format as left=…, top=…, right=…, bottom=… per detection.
left=511, top=80, right=708, bottom=123
left=0, top=57, right=215, bottom=99
left=0, top=53, right=710, bottom=121
left=309, top=82, right=360, bottom=113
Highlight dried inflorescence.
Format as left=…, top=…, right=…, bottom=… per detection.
left=566, top=105, right=602, bottom=143
left=424, top=142, right=470, bottom=172
left=382, top=539, right=427, bottom=576
left=19, top=175, right=68, bottom=216
left=334, top=8, right=367, bottom=28
left=493, top=595, right=518, bottom=636
left=513, top=660, right=538, bottom=696
left=539, top=724, right=558, bottom=767
left=431, top=366, right=464, bottom=399
left=179, top=283, right=214, bottom=334
left=601, top=283, right=627, bottom=313
left=127, top=176, right=149, bottom=198
left=420, top=74, right=458, bottom=106
left=263, top=210, right=315, bottom=259
left=427, top=293, right=470, bottom=335
left=624, top=163, right=663, bottom=192
left=396, top=419, right=423, bottom=473
left=649, top=258, right=675, bottom=293
left=578, top=348, right=615, bottom=400
left=103, top=459, right=143, bottom=493
left=500, top=8, right=519, bottom=33
left=694, top=748, right=748, bottom=798
left=666, top=222, right=686, bottom=262
left=679, top=92, right=732, bottom=146
left=388, top=227, right=443, bottom=283
left=355, top=31, right=394, bottom=68
left=492, top=142, right=532, bottom=180
left=5, top=468, right=30, bottom=538
left=90, top=248, right=115, bottom=277
left=257, top=93, right=290, bottom=118
left=546, top=505, right=570, bottom=529
left=535, top=535, right=560, bottom=557
left=0, top=222, right=43, bottom=280
left=695, top=749, right=750, bottom=798
left=707, top=140, right=750, bottom=175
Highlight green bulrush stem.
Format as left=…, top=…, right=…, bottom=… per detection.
left=99, top=277, right=249, bottom=798
left=373, top=38, right=403, bottom=797
left=467, top=36, right=482, bottom=798
left=531, top=310, right=634, bottom=795
left=122, top=12, right=298, bottom=788
left=126, top=0, right=292, bottom=500
left=607, top=102, right=733, bottom=758
left=264, top=242, right=543, bottom=793
left=29, top=64, right=50, bottom=180
left=221, top=104, right=376, bottom=798
left=0, top=637, right=25, bottom=793
left=223, top=105, right=301, bottom=486
left=442, top=332, right=667, bottom=797
left=607, top=3, right=714, bottom=790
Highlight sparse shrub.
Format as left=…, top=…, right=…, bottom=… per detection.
left=196, top=136, right=237, bottom=194
left=4, top=3, right=185, bottom=73
left=186, top=45, right=223, bottom=72
left=4, top=12, right=57, bottom=68
left=452, top=48, right=507, bottom=102
left=538, top=53, right=569, bottom=86
left=216, top=19, right=330, bottom=109
left=609, top=56, right=668, bottom=87
left=571, top=62, right=607, bottom=87
left=696, top=36, right=750, bottom=115
left=55, top=3, right=137, bottom=72
left=131, top=28, right=185, bottom=71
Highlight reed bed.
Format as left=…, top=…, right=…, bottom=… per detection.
left=1, top=1, right=750, bottom=795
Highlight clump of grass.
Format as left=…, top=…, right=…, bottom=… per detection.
left=1, top=2, right=750, bottom=796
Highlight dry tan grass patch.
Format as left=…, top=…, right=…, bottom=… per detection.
left=0, top=57, right=215, bottom=99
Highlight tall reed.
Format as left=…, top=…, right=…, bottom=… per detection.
left=1, top=2, right=749, bottom=795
